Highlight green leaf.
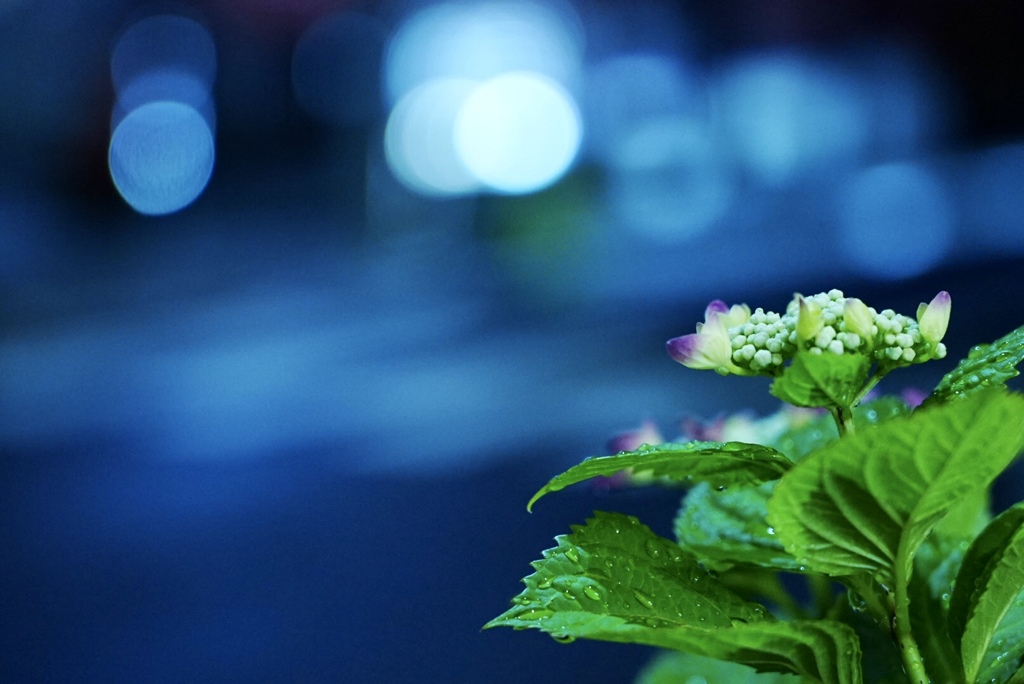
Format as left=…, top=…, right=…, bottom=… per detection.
left=908, top=488, right=990, bottom=684
left=767, top=389, right=1024, bottom=586
left=828, top=595, right=905, bottom=684
left=907, top=568, right=966, bottom=684
left=526, top=441, right=794, bottom=511
left=929, top=321, right=1024, bottom=405
left=916, top=488, right=990, bottom=603
left=636, top=651, right=809, bottom=684
left=976, top=596, right=1024, bottom=684
left=675, top=482, right=802, bottom=572
left=928, top=323, right=1024, bottom=405
left=486, top=512, right=862, bottom=684
left=949, top=502, right=1024, bottom=683
left=1008, top=662, right=1024, bottom=684
left=770, top=351, right=872, bottom=410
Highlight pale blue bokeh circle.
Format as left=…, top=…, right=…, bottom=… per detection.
left=109, top=101, right=215, bottom=216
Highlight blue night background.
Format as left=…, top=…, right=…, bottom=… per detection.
left=2, top=0, right=1024, bottom=681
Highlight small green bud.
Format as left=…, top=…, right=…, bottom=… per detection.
left=918, top=291, right=951, bottom=344
left=843, top=298, right=874, bottom=340
left=796, top=295, right=824, bottom=343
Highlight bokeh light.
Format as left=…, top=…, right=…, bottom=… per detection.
left=108, top=101, right=215, bottom=216
left=112, top=68, right=215, bottom=129
left=607, top=116, right=733, bottom=241
left=454, top=72, right=582, bottom=194
left=109, top=13, right=217, bottom=214
left=583, top=53, right=703, bottom=164
left=716, top=53, right=868, bottom=186
left=837, top=162, right=954, bottom=279
left=291, top=11, right=385, bottom=127
left=384, top=1, right=582, bottom=105
left=111, top=14, right=217, bottom=93
left=384, top=78, right=480, bottom=196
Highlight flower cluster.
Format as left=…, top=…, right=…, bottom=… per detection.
left=667, top=289, right=950, bottom=377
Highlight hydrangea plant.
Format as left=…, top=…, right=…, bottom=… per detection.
left=486, top=289, right=1024, bottom=684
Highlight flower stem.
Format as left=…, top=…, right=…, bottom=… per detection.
left=890, top=575, right=930, bottom=684
left=853, top=369, right=887, bottom=406
left=830, top=405, right=855, bottom=436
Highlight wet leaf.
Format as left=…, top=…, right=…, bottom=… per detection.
left=527, top=441, right=793, bottom=511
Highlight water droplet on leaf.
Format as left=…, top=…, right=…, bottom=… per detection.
left=632, top=589, right=655, bottom=609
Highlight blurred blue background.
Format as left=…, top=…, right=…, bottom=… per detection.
left=2, top=0, right=1024, bottom=681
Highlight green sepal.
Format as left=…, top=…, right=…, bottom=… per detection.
left=928, top=323, right=1024, bottom=405
left=526, top=441, right=794, bottom=511
left=770, top=351, right=871, bottom=410
left=486, top=512, right=862, bottom=684
left=949, top=502, right=1024, bottom=683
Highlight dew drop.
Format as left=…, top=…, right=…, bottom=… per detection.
left=537, top=578, right=553, bottom=590
left=644, top=539, right=663, bottom=560
left=551, top=633, right=576, bottom=644
left=515, top=608, right=554, bottom=621
left=563, top=547, right=580, bottom=564
left=766, top=526, right=776, bottom=536
left=633, top=588, right=655, bottom=609
left=583, top=585, right=602, bottom=601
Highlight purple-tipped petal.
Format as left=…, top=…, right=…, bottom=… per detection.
left=918, top=291, right=951, bottom=344
left=667, top=334, right=705, bottom=366
left=704, top=300, right=729, bottom=320
left=667, top=330, right=732, bottom=371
